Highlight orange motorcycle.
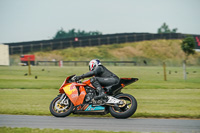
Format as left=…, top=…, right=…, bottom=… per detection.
left=50, top=75, right=138, bottom=119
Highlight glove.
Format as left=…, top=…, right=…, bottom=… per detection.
left=75, top=75, right=82, bottom=81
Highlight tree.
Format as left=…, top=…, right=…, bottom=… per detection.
left=53, top=28, right=102, bottom=39
left=53, top=28, right=67, bottom=39
left=181, top=36, right=195, bottom=60
left=157, top=23, right=178, bottom=33
left=181, top=36, right=195, bottom=80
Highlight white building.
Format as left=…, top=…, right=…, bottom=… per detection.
left=0, top=44, right=9, bottom=65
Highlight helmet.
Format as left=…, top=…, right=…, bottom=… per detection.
left=89, top=59, right=101, bottom=71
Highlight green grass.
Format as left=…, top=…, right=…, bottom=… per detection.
left=0, top=127, right=150, bottom=133
left=0, top=66, right=199, bottom=118
left=127, top=89, right=200, bottom=118
left=0, top=89, right=199, bottom=118
left=0, top=66, right=199, bottom=89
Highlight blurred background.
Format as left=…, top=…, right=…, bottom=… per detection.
left=0, top=0, right=200, bottom=66
left=0, top=0, right=200, bottom=121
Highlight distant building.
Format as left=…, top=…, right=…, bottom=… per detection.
left=0, top=44, right=9, bottom=66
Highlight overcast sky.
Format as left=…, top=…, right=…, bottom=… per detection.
left=0, top=0, right=200, bottom=43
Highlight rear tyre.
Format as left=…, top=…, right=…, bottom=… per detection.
left=109, top=93, right=137, bottom=119
left=49, top=95, right=74, bottom=117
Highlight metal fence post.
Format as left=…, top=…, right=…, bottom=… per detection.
left=11, top=47, right=13, bottom=55
left=143, top=34, right=145, bottom=41
left=98, top=38, right=101, bottom=45
left=134, top=34, right=137, bottom=41
left=125, top=35, right=128, bottom=43
left=40, top=43, right=43, bottom=51
left=50, top=42, right=53, bottom=50
left=152, top=34, right=154, bottom=40
left=89, top=39, right=91, bottom=46
left=31, top=44, right=33, bottom=52
left=79, top=40, right=82, bottom=46
left=116, top=36, right=119, bottom=44
left=107, top=37, right=110, bottom=44
left=21, top=45, right=23, bottom=55
left=60, top=41, right=63, bottom=49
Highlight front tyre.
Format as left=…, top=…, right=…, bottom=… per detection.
left=109, top=93, right=137, bottom=119
left=49, top=94, right=74, bottom=117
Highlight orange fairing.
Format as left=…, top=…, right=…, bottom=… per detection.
left=59, top=78, right=69, bottom=93
left=63, top=83, right=86, bottom=106
left=75, top=86, right=86, bottom=105
left=83, top=79, right=95, bottom=89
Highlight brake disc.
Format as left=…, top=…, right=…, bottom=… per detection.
left=55, top=100, right=69, bottom=111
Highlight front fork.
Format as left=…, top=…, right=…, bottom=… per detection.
left=58, top=93, right=68, bottom=105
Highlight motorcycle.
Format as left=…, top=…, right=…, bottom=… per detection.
left=50, top=75, right=138, bottom=119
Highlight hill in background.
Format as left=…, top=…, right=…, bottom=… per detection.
left=11, top=39, right=200, bottom=66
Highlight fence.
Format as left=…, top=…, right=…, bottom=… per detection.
left=6, top=33, right=200, bottom=55
left=36, top=61, right=137, bottom=66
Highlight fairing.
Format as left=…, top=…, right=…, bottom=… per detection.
left=62, top=83, right=86, bottom=106
left=58, top=75, right=138, bottom=113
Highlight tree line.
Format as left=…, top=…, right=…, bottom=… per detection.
left=53, top=28, right=102, bottom=39
left=53, top=23, right=178, bottom=39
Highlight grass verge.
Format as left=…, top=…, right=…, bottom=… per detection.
left=0, top=66, right=200, bottom=89
left=0, top=89, right=199, bottom=118
left=0, top=127, right=140, bottom=133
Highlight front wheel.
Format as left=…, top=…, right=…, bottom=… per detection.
left=109, top=93, right=137, bottom=119
left=49, top=94, right=74, bottom=117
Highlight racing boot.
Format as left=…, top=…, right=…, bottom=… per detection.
left=91, top=77, right=107, bottom=101
left=94, top=87, right=107, bottom=100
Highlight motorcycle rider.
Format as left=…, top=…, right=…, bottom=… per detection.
left=75, top=59, right=120, bottom=100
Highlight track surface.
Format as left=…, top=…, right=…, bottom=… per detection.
left=0, top=115, right=200, bottom=132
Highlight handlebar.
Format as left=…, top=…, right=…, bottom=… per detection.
left=71, top=75, right=82, bottom=83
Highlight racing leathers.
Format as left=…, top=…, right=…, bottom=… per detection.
left=78, top=65, right=119, bottom=100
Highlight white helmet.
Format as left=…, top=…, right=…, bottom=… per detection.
left=89, top=59, right=101, bottom=71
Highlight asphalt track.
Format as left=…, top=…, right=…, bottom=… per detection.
left=0, top=115, right=200, bottom=132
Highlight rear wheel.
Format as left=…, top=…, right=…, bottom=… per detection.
left=49, top=94, right=74, bottom=117
left=109, top=93, right=137, bottom=119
